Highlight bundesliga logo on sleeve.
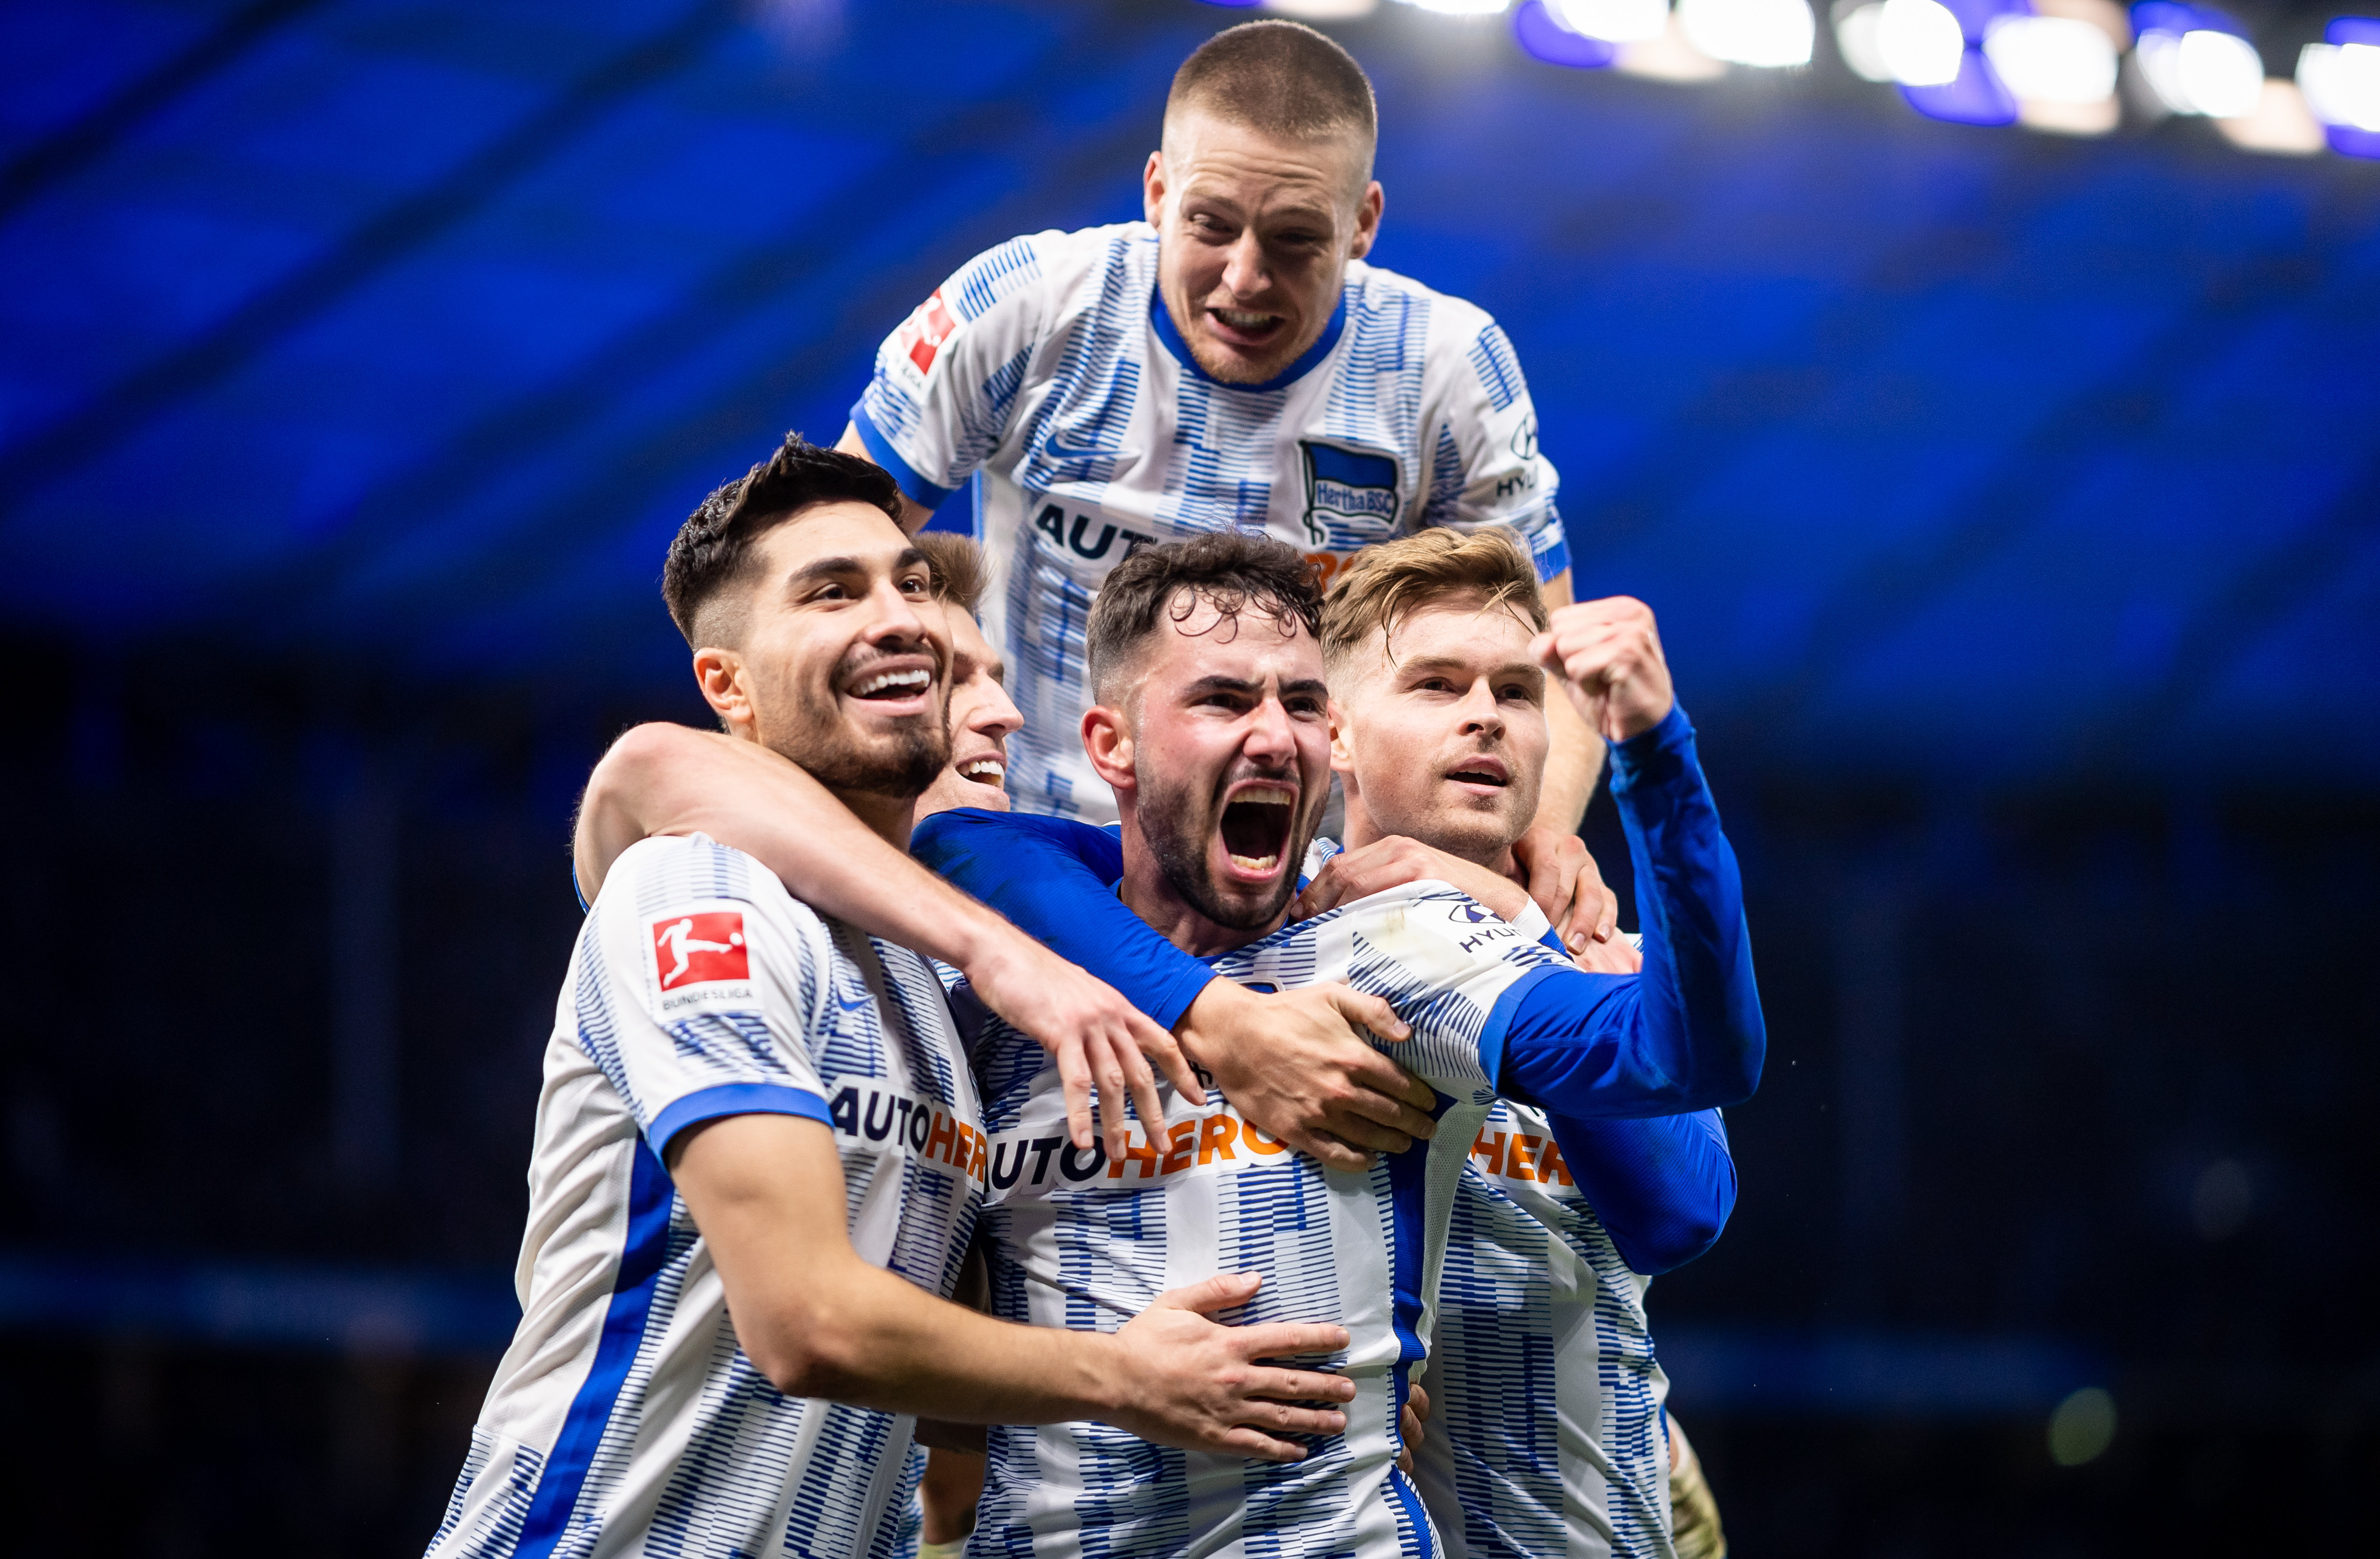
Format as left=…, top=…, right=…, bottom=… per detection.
left=649, top=909, right=755, bottom=1013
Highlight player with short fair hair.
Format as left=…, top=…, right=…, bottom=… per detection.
left=839, top=18, right=1614, bottom=919
left=1306, top=528, right=1731, bottom=1559
left=426, top=443, right=1365, bottom=1559
left=913, top=533, right=1761, bottom=1559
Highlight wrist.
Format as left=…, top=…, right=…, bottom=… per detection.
left=1172, top=975, right=1238, bottom=1062
left=1071, top=1329, right=1134, bottom=1419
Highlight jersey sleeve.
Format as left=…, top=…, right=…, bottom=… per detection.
left=1417, top=316, right=1568, bottom=584
left=583, top=834, right=839, bottom=1159
left=1541, top=1108, right=1736, bottom=1275
left=849, top=231, right=1060, bottom=510
left=910, top=806, right=1217, bottom=1032
left=1488, top=706, right=1766, bottom=1116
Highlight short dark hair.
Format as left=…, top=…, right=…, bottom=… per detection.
left=1167, top=20, right=1377, bottom=156
left=1085, top=532, right=1323, bottom=704
left=662, top=433, right=904, bottom=648
left=915, top=531, right=988, bottom=618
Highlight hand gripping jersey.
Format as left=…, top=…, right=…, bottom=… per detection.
left=428, top=834, right=985, bottom=1559
left=1417, top=1098, right=1676, bottom=1559
left=852, top=222, right=1566, bottom=823
left=957, top=881, right=1572, bottom=1559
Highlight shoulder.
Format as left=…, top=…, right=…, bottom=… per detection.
left=595, top=833, right=826, bottom=948
left=945, top=224, right=1149, bottom=325
left=1345, top=258, right=1498, bottom=341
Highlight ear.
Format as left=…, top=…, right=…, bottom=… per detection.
left=1328, top=698, right=1359, bottom=781
left=1348, top=179, right=1384, bottom=261
left=1082, top=702, right=1137, bottom=796
left=1142, top=148, right=1168, bottom=228
left=693, top=647, right=756, bottom=734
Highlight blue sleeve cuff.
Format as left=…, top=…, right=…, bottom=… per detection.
left=648, top=1083, right=831, bottom=1160
left=849, top=402, right=959, bottom=510
left=1608, top=701, right=1693, bottom=773
left=1476, top=963, right=1571, bottom=1097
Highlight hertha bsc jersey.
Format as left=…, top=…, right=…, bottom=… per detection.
left=851, top=222, right=1566, bottom=822
left=959, top=882, right=1573, bottom=1559
left=428, top=834, right=984, bottom=1559
left=1416, top=1098, right=1675, bottom=1559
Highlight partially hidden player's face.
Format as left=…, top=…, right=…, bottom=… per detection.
left=1145, top=107, right=1383, bottom=386
left=1101, top=592, right=1333, bottom=933
left=917, top=607, right=1022, bottom=818
left=1331, top=592, right=1549, bottom=865
left=706, top=504, right=952, bottom=801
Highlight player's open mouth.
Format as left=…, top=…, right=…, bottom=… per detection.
left=842, top=660, right=937, bottom=714
left=1217, top=780, right=1297, bottom=879
left=957, top=755, right=1005, bottom=786
left=1445, top=755, right=1510, bottom=794
left=1205, top=306, right=1285, bottom=346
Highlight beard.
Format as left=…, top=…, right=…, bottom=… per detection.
left=1134, top=757, right=1327, bottom=933
left=773, top=657, right=950, bottom=802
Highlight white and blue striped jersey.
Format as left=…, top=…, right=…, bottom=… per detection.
left=428, top=833, right=985, bottom=1559
left=1416, top=1098, right=1675, bottom=1559
left=957, top=880, right=1574, bottom=1559
left=852, top=222, right=1566, bottom=823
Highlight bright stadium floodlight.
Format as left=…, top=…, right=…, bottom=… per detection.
left=2299, top=39, right=2380, bottom=131
left=1678, top=0, right=1816, bottom=65
left=2132, top=4, right=2264, bottom=117
left=1833, top=0, right=1898, bottom=80
left=1984, top=14, right=2120, bottom=102
left=1876, top=0, right=1966, bottom=86
left=1552, top=0, right=1673, bottom=42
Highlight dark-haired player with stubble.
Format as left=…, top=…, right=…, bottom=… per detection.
left=578, top=19, right=1633, bottom=1182
left=425, top=442, right=1366, bottom=1559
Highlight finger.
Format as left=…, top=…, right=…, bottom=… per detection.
left=1397, top=1445, right=1413, bottom=1475
left=1131, top=1012, right=1204, bottom=1104
left=1242, top=1367, right=1358, bottom=1403
left=1325, top=986, right=1411, bottom=1043
left=1114, top=1040, right=1169, bottom=1152
left=1206, top=1427, right=1309, bottom=1463
left=1090, top=1035, right=1131, bottom=1160
left=1054, top=1038, right=1095, bottom=1151
left=1290, top=861, right=1346, bottom=920
left=1285, top=1125, right=1372, bottom=1173
left=1328, top=1090, right=1435, bottom=1144
left=1150, top=1270, right=1262, bottom=1315
left=1235, top=1402, right=1349, bottom=1436
left=1324, top=1040, right=1437, bottom=1111
left=1408, top=1381, right=1430, bottom=1422
left=1228, top=1321, right=1353, bottom=1359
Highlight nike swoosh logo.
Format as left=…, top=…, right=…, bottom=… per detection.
left=833, top=990, right=873, bottom=1013
left=1041, top=435, right=1128, bottom=462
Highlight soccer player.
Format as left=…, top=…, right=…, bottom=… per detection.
left=1302, top=530, right=1729, bottom=1559
left=920, top=533, right=1760, bottom=1558
left=426, top=443, right=1365, bottom=1559
left=839, top=20, right=1613, bottom=924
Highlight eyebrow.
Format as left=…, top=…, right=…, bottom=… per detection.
left=1182, top=674, right=1329, bottom=700
left=1396, top=654, right=1543, bottom=681
left=787, top=548, right=928, bottom=589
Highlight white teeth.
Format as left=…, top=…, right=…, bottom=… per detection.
left=961, top=759, right=1005, bottom=781
left=1235, top=786, right=1295, bottom=806
left=853, top=668, right=930, bottom=696
left=1215, top=309, right=1275, bottom=328
left=1228, top=853, right=1281, bottom=872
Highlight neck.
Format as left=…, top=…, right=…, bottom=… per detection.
left=1341, top=791, right=1521, bottom=883
left=828, top=786, right=918, bottom=851
left=1116, top=803, right=1288, bottom=959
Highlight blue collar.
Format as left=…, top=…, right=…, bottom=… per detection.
left=1149, top=283, right=1348, bottom=394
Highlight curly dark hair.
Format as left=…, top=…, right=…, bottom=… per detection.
left=1085, top=531, right=1323, bottom=703
left=661, top=433, right=904, bottom=647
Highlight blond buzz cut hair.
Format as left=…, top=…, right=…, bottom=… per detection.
left=1319, top=528, right=1549, bottom=673
left=1165, top=20, right=1378, bottom=167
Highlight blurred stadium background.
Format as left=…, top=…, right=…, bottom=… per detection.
left=1, top=0, right=2375, bottom=1552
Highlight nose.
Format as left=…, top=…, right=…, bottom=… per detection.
left=975, top=674, right=1023, bottom=740
left=1456, top=681, right=1505, bottom=739
left=1222, top=228, right=1267, bottom=300
left=1243, top=689, right=1296, bottom=763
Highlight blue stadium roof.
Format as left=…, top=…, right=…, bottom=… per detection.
left=2, top=0, right=2375, bottom=784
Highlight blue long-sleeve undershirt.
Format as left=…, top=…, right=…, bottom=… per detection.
left=1542, top=1107, right=1736, bottom=1275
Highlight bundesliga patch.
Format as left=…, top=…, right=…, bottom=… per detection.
left=1299, top=440, right=1400, bottom=543
left=650, top=909, right=754, bottom=1014
left=894, top=288, right=959, bottom=380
